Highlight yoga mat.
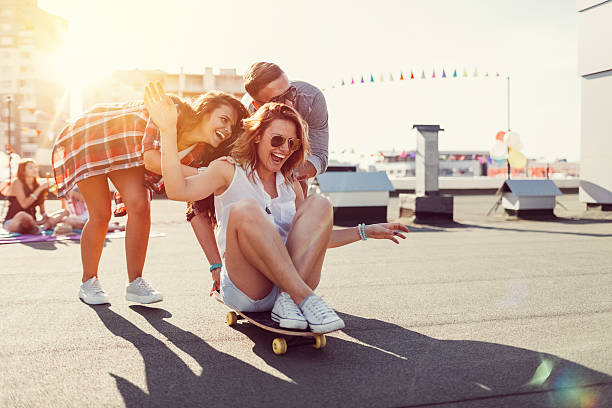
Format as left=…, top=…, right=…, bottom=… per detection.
left=0, top=230, right=166, bottom=245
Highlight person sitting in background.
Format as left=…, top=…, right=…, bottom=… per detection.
left=51, top=186, right=124, bottom=235
left=2, top=159, right=63, bottom=234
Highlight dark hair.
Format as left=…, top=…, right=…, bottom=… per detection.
left=173, top=91, right=249, bottom=228
left=244, top=62, right=284, bottom=99
left=173, top=91, right=248, bottom=147
left=16, top=158, right=43, bottom=205
left=231, top=103, right=310, bottom=184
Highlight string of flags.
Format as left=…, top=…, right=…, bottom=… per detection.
left=325, top=68, right=503, bottom=90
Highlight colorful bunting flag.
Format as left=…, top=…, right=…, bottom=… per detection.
left=333, top=67, right=501, bottom=85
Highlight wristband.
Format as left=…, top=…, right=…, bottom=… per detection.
left=361, top=223, right=367, bottom=240
left=30, top=193, right=37, bottom=200
left=209, top=263, right=223, bottom=272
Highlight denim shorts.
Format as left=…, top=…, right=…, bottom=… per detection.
left=220, top=265, right=279, bottom=312
left=2, top=219, right=13, bottom=230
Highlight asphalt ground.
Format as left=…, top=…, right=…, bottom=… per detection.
left=1, top=194, right=611, bottom=407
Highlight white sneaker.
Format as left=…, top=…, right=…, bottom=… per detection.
left=125, top=277, right=163, bottom=304
left=79, top=277, right=110, bottom=305
left=271, top=292, right=308, bottom=330
left=300, top=294, right=345, bottom=333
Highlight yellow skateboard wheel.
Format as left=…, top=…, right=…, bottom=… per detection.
left=313, top=334, right=327, bottom=349
left=226, top=311, right=237, bottom=326
left=272, top=338, right=288, bottom=355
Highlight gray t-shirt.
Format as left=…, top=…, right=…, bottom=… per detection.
left=242, top=80, right=329, bottom=175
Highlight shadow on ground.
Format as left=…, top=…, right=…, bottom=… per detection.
left=14, top=237, right=113, bottom=250
left=400, top=221, right=612, bottom=238
left=89, top=305, right=611, bottom=408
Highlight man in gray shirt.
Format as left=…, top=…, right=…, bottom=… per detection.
left=241, top=62, right=329, bottom=183
left=190, top=62, right=330, bottom=292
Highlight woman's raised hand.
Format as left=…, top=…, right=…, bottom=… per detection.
left=144, top=81, right=177, bottom=134
left=365, top=223, right=409, bottom=244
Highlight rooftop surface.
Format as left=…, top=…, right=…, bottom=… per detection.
left=1, top=194, right=611, bottom=407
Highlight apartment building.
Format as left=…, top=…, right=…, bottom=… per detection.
left=0, top=0, right=68, bottom=158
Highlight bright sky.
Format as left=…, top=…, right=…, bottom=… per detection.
left=39, top=0, right=579, bottom=161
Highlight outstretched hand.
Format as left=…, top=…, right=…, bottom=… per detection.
left=365, top=223, right=409, bottom=244
left=210, top=268, right=220, bottom=294
left=144, top=81, right=177, bottom=134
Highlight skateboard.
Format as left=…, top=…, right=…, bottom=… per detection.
left=213, top=291, right=337, bottom=355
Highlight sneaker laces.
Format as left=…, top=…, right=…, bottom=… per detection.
left=305, top=296, right=336, bottom=319
left=89, top=278, right=105, bottom=294
left=135, top=278, right=154, bottom=292
left=279, top=293, right=302, bottom=315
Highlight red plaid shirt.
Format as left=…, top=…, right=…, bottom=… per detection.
left=52, top=101, right=210, bottom=197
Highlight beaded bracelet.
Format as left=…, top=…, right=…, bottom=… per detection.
left=356, top=223, right=367, bottom=241
left=209, top=263, right=223, bottom=272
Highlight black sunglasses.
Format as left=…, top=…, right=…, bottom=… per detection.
left=269, top=85, right=297, bottom=104
left=270, top=135, right=302, bottom=151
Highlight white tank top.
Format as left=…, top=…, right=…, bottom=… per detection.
left=214, top=162, right=296, bottom=258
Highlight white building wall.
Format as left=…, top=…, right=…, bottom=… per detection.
left=578, top=0, right=612, bottom=204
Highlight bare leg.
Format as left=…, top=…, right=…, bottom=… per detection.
left=285, top=195, right=333, bottom=289
left=64, top=215, right=86, bottom=230
left=224, top=199, right=313, bottom=305
left=77, top=176, right=112, bottom=282
left=108, top=167, right=151, bottom=283
left=6, top=211, right=38, bottom=233
left=43, top=209, right=69, bottom=230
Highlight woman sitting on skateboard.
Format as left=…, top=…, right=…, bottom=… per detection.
left=145, top=81, right=408, bottom=333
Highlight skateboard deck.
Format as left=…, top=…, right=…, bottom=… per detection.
left=213, top=290, right=336, bottom=355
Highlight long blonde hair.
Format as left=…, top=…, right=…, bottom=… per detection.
left=230, top=103, right=310, bottom=183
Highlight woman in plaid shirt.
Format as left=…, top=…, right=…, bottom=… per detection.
left=52, top=90, right=247, bottom=305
